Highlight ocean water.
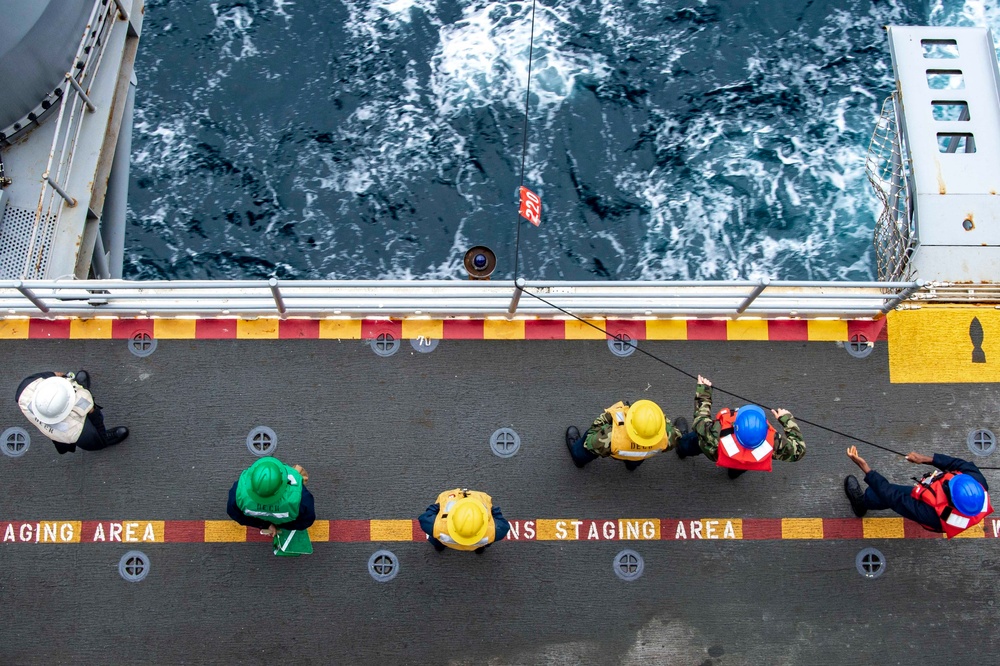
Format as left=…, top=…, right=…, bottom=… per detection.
left=125, top=0, right=996, bottom=281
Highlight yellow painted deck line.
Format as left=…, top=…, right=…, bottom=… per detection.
left=153, top=319, right=197, bottom=339
left=236, top=319, right=280, bottom=339
left=781, top=518, right=824, bottom=539
left=863, top=517, right=905, bottom=539
left=888, top=308, right=1000, bottom=383
left=645, top=320, right=688, bottom=340
left=204, top=520, right=247, bottom=543
left=319, top=320, right=362, bottom=339
left=0, top=319, right=30, bottom=339
left=727, top=320, right=769, bottom=341
left=369, top=520, right=414, bottom=541
left=807, top=320, right=849, bottom=341
left=401, top=320, right=443, bottom=341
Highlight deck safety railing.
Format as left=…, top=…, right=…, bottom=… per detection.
left=0, top=279, right=928, bottom=320
left=22, top=0, right=126, bottom=278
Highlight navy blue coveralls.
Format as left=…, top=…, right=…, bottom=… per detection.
left=862, top=453, right=989, bottom=531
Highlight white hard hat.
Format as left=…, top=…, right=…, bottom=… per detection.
left=30, top=377, right=76, bottom=424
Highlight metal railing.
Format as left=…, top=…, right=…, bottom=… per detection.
left=0, top=279, right=926, bottom=319
left=23, top=0, right=121, bottom=278
left=867, top=93, right=916, bottom=282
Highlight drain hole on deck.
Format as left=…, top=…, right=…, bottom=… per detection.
left=128, top=331, right=157, bottom=358
left=1, top=427, right=30, bottom=458
left=119, top=551, right=150, bottom=582
left=609, top=334, right=636, bottom=358
left=372, top=333, right=400, bottom=357
left=613, top=549, right=644, bottom=581
left=490, top=428, right=521, bottom=458
left=368, top=550, right=399, bottom=582
left=968, top=428, right=996, bottom=457
left=845, top=333, right=873, bottom=359
left=246, top=426, right=278, bottom=457
left=409, top=337, right=439, bottom=353
left=856, top=547, right=885, bottom=579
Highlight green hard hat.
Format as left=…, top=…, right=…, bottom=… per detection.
left=248, top=458, right=285, bottom=503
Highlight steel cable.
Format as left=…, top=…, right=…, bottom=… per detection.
left=512, top=0, right=538, bottom=281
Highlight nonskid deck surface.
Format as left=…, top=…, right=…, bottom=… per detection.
left=0, top=337, right=998, bottom=664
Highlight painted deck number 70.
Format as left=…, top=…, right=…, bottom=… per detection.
left=518, top=186, right=541, bottom=227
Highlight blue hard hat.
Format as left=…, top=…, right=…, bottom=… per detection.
left=733, top=405, right=768, bottom=449
left=949, top=475, right=986, bottom=516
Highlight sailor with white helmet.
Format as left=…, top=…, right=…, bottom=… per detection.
left=674, top=375, right=806, bottom=478
left=418, top=488, right=510, bottom=553
left=565, top=399, right=682, bottom=470
left=15, top=370, right=129, bottom=454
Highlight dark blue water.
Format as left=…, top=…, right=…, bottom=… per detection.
left=124, top=0, right=991, bottom=280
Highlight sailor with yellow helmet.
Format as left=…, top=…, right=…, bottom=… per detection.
left=566, top=399, right=684, bottom=470
left=418, top=488, right=511, bottom=553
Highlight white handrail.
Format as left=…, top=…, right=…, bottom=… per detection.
left=0, top=278, right=927, bottom=319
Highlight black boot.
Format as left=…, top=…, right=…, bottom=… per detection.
left=72, top=370, right=90, bottom=390
left=432, top=541, right=446, bottom=553
left=844, top=475, right=868, bottom=517
left=474, top=547, right=486, bottom=555
left=566, top=426, right=585, bottom=469
left=105, top=427, right=129, bottom=446
left=727, top=468, right=746, bottom=480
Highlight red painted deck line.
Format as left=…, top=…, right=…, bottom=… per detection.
left=1, top=518, right=994, bottom=544
left=13, top=316, right=888, bottom=342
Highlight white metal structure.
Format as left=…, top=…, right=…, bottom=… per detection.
left=0, top=0, right=142, bottom=280
left=0, top=279, right=924, bottom=319
left=886, top=25, right=1000, bottom=283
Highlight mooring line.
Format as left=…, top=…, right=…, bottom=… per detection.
left=512, top=0, right=538, bottom=281
left=518, top=286, right=1000, bottom=470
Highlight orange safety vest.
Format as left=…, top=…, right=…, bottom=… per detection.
left=910, top=471, right=993, bottom=538
left=431, top=488, right=497, bottom=551
left=714, top=408, right=776, bottom=472
left=607, top=401, right=668, bottom=461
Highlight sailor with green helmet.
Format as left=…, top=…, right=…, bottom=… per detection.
left=227, top=457, right=316, bottom=545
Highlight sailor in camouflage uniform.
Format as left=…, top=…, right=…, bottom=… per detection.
left=675, top=375, right=806, bottom=479
left=566, top=399, right=682, bottom=470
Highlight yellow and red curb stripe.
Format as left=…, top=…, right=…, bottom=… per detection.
left=3, top=516, right=995, bottom=544
left=0, top=317, right=887, bottom=342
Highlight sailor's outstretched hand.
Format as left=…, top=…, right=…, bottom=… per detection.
left=905, top=452, right=933, bottom=465
left=697, top=375, right=712, bottom=387
left=846, top=446, right=871, bottom=474
left=771, top=408, right=790, bottom=419
left=293, top=464, right=309, bottom=485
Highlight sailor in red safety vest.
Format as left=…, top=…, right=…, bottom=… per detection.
left=844, top=447, right=992, bottom=537
left=674, top=375, right=806, bottom=479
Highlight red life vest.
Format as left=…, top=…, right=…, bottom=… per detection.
left=714, top=408, right=777, bottom=472
left=910, top=471, right=993, bottom=538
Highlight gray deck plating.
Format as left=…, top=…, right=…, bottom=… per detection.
left=0, top=338, right=997, bottom=664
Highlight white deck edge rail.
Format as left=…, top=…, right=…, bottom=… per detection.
left=0, top=279, right=941, bottom=320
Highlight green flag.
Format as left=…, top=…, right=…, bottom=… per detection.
left=273, top=528, right=313, bottom=557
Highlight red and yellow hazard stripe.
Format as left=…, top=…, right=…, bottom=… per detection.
left=0, top=317, right=886, bottom=342
left=1, top=516, right=994, bottom=544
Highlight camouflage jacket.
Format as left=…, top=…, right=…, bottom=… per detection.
left=582, top=403, right=681, bottom=457
left=691, top=383, right=806, bottom=462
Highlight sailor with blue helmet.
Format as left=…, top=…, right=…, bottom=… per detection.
left=675, top=375, right=806, bottom=479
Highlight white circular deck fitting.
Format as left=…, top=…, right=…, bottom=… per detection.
left=368, top=550, right=399, bottom=583
left=856, top=548, right=886, bottom=579
left=613, top=549, right=644, bottom=581
left=0, top=427, right=30, bottom=458
left=845, top=334, right=874, bottom=359
left=246, top=426, right=278, bottom=457
left=608, top=334, right=636, bottom=358
left=119, top=551, right=150, bottom=582
left=490, top=428, right=521, bottom=458
left=127, top=331, right=157, bottom=357
left=371, top=333, right=400, bottom=357
left=968, top=428, right=996, bottom=457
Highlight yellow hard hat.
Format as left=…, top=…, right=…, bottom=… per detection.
left=447, top=498, right=490, bottom=546
left=625, top=400, right=666, bottom=448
